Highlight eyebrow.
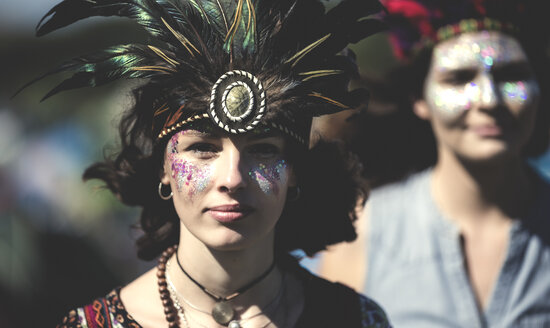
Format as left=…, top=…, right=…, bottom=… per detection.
left=183, top=129, right=222, bottom=138
left=490, top=60, right=531, bottom=70
left=180, top=128, right=282, bottom=140
left=437, top=60, right=531, bottom=75
left=246, top=130, right=282, bottom=140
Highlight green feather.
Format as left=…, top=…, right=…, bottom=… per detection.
left=223, top=0, right=256, bottom=54
left=38, top=44, right=170, bottom=100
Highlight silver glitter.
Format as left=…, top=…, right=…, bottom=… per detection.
left=424, top=31, right=539, bottom=122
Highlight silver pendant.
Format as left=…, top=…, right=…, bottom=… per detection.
left=228, top=320, right=242, bottom=328
left=212, top=301, right=234, bottom=325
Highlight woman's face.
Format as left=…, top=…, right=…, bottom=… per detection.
left=161, top=123, right=294, bottom=251
left=417, top=31, right=540, bottom=163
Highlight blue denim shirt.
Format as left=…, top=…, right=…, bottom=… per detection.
left=365, top=169, right=550, bottom=327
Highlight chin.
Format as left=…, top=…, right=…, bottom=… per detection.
left=459, top=142, right=520, bottom=165
left=202, top=228, right=269, bottom=252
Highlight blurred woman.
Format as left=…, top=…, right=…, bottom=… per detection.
left=320, top=0, right=550, bottom=327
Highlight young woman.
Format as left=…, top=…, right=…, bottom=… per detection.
left=320, top=0, right=550, bottom=327
left=20, top=0, right=392, bottom=327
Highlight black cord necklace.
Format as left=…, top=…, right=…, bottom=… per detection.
left=175, top=251, right=276, bottom=326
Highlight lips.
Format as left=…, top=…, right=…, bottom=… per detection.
left=471, top=124, right=503, bottom=137
left=206, top=204, right=254, bottom=223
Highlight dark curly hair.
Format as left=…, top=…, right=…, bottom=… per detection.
left=83, top=82, right=366, bottom=261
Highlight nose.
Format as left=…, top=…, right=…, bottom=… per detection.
left=477, top=73, right=501, bottom=110
left=217, top=144, right=247, bottom=193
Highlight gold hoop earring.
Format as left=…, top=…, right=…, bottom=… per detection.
left=158, top=182, right=173, bottom=200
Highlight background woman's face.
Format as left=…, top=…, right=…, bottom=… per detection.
left=161, top=124, right=293, bottom=251
left=420, top=31, right=540, bottom=162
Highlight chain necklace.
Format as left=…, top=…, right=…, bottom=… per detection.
left=167, top=258, right=285, bottom=328
left=175, top=250, right=276, bottom=326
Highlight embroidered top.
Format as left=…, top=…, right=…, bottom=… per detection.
left=58, top=261, right=391, bottom=328
left=365, top=168, right=550, bottom=328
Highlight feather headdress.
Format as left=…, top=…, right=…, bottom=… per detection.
left=21, top=0, right=385, bottom=145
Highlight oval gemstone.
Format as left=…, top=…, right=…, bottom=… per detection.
left=226, top=85, right=250, bottom=117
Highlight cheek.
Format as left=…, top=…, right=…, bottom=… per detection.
left=426, top=82, right=478, bottom=122
left=170, top=156, right=212, bottom=198
left=248, top=160, right=288, bottom=196
left=500, top=80, right=539, bottom=112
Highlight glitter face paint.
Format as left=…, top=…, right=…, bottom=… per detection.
left=248, top=160, right=288, bottom=196
left=425, top=31, right=540, bottom=122
left=168, top=131, right=212, bottom=197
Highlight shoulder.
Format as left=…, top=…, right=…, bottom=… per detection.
left=369, top=169, right=432, bottom=205
left=523, top=170, right=550, bottom=237
left=357, top=294, right=392, bottom=328
left=56, top=288, right=140, bottom=328
left=366, top=169, right=434, bottom=233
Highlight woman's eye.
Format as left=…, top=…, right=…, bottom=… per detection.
left=186, top=143, right=219, bottom=157
left=441, top=70, right=477, bottom=85
left=248, top=143, right=280, bottom=158
left=493, top=64, right=534, bottom=82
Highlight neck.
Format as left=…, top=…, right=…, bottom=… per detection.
left=169, top=226, right=281, bottom=314
left=432, top=147, right=534, bottom=227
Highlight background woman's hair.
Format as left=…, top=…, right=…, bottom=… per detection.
left=83, top=82, right=366, bottom=261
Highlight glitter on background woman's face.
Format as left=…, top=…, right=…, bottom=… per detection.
left=248, top=160, right=288, bottom=195
left=502, top=81, right=529, bottom=106
left=424, top=32, right=539, bottom=122
left=168, top=131, right=212, bottom=197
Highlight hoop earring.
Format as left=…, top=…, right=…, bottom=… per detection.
left=287, top=186, right=301, bottom=202
left=158, top=182, right=173, bottom=200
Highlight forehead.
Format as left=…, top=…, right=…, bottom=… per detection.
left=431, top=31, right=527, bottom=70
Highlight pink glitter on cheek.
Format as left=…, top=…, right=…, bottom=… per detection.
left=170, top=158, right=212, bottom=197
left=248, top=160, right=288, bottom=195
left=166, top=131, right=211, bottom=198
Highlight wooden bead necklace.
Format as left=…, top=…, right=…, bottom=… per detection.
left=157, top=245, right=180, bottom=328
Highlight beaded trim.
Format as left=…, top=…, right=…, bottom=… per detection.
left=156, top=69, right=307, bottom=145
left=414, top=17, right=517, bottom=55
left=436, top=18, right=516, bottom=42
left=157, top=113, right=210, bottom=139
left=268, top=122, right=306, bottom=145
left=157, top=114, right=307, bottom=145
left=157, top=114, right=307, bottom=146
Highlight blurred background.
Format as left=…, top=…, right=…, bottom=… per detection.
left=1, top=1, right=549, bottom=327
left=1, top=1, right=154, bottom=326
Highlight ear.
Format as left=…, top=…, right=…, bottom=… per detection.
left=161, top=170, right=171, bottom=185
left=287, top=165, right=297, bottom=188
left=160, top=153, right=171, bottom=185
left=413, top=99, right=432, bottom=121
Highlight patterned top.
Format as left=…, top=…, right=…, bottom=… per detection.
left=365, top=168, right=550, bottom=328
left=57, top=261, right=390, bottom=328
